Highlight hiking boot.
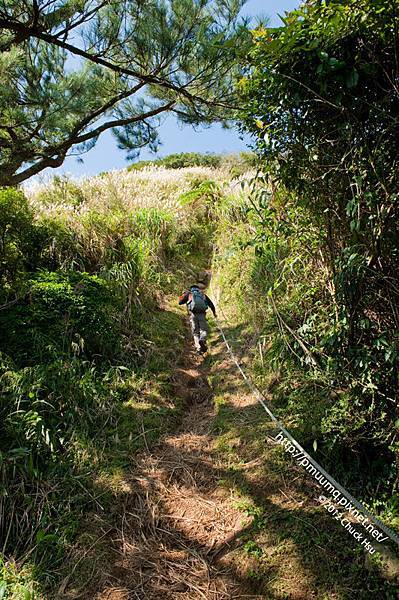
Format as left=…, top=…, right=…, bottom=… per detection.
left=199, top=339, right=208, bottom=353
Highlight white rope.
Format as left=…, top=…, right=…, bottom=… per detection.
left=215, top=315, right=399, bottom=549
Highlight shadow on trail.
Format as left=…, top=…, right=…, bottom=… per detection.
left=58, top=318, right=393, bottom=600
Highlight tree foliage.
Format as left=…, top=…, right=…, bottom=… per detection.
left=240, top=0, right=399, bottom=463
left=0, top=0, right=249, bottom=185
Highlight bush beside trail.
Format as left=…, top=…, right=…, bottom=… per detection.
left=239, top=0, right=399, bottom=493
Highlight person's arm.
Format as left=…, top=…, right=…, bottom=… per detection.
left=178, top=290, right=190, bottom=305
left=205, top=295, right=217, bottom=317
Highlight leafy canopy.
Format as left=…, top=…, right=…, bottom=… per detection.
left=240, top=0, right=399, bottom=454
left=0, top=0, right=249, bottom=185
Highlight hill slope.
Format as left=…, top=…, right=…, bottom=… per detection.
left=1, top=163, right=398, bottom=598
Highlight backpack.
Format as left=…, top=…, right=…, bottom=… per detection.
left=188, top=288, right=207, bottom=314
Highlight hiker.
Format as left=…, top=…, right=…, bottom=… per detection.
left=178, top=284, right=217, bottom=354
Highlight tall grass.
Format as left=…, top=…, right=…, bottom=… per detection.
left=1, top=165, right=239, bottom=597
left=211, top=177, right=399, bottom=532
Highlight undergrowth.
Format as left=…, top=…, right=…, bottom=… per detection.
left=211, top=176, right=399, bottom=535
left=209, top=379, right=398, bottom=598
left=2, top=155, right=398, bottom=595
left=0, top=166, right=229, bottom=597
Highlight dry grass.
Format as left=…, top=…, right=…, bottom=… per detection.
left=57, top=345, right=258, bottom=600
left=25, top=166, right=254, bottom=222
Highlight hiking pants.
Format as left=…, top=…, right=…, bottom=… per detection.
left=189, top=312, right=208, bottom=351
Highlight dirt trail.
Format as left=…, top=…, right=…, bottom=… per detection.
left=62, top=319, right=394, bottom=600
left=92, top=339, right=259, bottom=600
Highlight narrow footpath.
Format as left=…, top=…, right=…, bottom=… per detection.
left=65, top=321, right=395, bottom=600
left=92, top=337, right=258, bottom=599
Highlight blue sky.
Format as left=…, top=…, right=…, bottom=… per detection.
left=36, top=0, right=299, bottom=181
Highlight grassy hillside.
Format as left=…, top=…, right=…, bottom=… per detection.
left=1, top=164, right=252, bottom=598
left=1, top=158, right=398, bottom=597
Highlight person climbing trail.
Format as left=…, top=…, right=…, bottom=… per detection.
left=178, top=283, right=216, bottom=354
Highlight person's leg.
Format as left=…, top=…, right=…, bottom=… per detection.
left=197, top=313, right=209, bottom=352
left=189, top=314, right=201, bottom=351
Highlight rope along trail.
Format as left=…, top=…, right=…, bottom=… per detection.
left=214, top=314, right=399, bottom=550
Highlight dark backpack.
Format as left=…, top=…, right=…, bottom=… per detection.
left=188, top=288, right=207, bottom=314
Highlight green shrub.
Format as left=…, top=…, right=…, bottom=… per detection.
left=127, top=151, right=258, bottom=173
left=178, top=180, right=219, bottom=206
left=128, top=151, right=222, bottom=170
left=0, top=351, right=125, bottom=560
left=0, top=166, right=221, bottom=591
left=212, top=174, right=399, bottom=505
left=0, top=271, right=121, bottom=365
left=234, top=0, right=399, bottom=502
left=0, top=188, right=35, bottom=297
